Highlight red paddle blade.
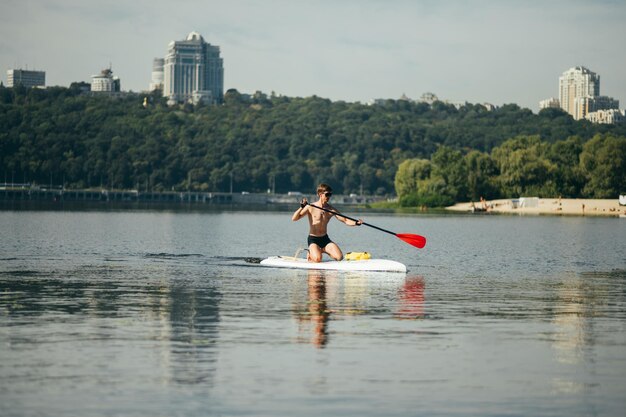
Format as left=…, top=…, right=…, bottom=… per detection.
left=396, top=233, right=427, bottom=249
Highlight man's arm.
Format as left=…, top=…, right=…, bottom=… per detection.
left=329, top=205, right=362, bottom=226
left=292, top=198, right=309, bottom=221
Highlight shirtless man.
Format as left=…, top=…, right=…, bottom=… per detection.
left=292, top=183, right=362, bottom=262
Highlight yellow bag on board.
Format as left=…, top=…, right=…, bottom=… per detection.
left=344, top=252, right=371, bottom=261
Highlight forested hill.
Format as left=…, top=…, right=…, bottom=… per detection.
left=1, top=85, right=625, bottom=195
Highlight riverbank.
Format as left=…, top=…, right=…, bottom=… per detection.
left=446, top=198, right=626, bottom=217
left=0, top=187, right=384, bottom=207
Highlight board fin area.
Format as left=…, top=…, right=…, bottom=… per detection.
left=244, top=257, right=263, bottom=264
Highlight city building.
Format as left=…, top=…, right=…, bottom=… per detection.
left=6, top=69, right=45, bottom=88
left=149, top=58, right=164, bottom=92
left=70, top=81, right=91, bottom=93
left=589, top=95, right=620, bottom=112
left=585, top=109, right=625, bottom=124
left=557, top=66, right=619, bottom=120
left=419, top=92, right=439, bottom=104
left=559, top=66, right=599, bottom=119
left=91, top=68, right=120, bottom=93
left=163, top=31, right=224, bottom=105
left=539, top=98, right=560, bottom=110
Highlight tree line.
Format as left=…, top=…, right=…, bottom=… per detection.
left=0, top=84, right=625, bottom=204
left=394, top=134, right=626, bottom=207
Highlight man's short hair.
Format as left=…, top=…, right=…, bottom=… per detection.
left=317, top=183, right=333, bottom=194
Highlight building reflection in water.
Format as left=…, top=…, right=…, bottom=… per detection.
left=167, top=283, right=221, bottom=385
left=548, top=271, right=611, bottom=395
left=552, top=275, right=586, bottom=366
left=140, top=275, right=222, bottom=386
left=1, top=265, right=223, bottom=387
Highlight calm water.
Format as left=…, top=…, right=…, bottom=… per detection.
left=1, top=209, right=625, bottom=417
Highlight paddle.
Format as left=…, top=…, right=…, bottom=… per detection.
left=306, top=203, right=427, bottom=249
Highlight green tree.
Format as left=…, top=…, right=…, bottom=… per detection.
left=491, top=135, right=557, bottom=197
left=546, top=136, right=585, bottom=197
left=394, top=158, right=432, bottom=197
left=580, top=134, right=626, bottom=198
left=2, top=85, right=626, bottom=198
left=431, top=145, right=468, bottom=202
left=465, top=150, right=498, bottom=201
left=394, top=158, right=454, bottom=207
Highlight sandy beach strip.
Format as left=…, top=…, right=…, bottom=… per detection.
left=446, top=198, right=626, bottom=217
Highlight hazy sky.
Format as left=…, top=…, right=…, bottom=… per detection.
left=1, top=0, right=625, bottom=111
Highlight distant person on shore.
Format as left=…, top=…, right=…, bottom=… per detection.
left=480, top=196, right=489, bottom=211
left=292, top=183, right=362, bottom=262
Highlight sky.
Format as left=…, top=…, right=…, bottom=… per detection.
left=1, top=0, right=625, bottom=111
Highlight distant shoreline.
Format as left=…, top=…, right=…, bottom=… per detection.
left=446, top=198, right=626, bottom=217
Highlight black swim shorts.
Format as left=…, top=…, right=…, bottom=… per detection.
left=308, top=234, right=332, bottom=249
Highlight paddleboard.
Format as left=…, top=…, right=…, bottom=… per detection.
left=260, top=256, right=407, bottom=273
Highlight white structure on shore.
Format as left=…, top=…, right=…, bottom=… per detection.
left=163, top=31, right=224, bottom=105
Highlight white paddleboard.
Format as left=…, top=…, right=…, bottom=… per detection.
left=260, top=256, right=407, bottom=273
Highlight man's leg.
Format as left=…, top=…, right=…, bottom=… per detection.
left=324, top=242, right=343, bottom=261
left=308, top=244, right=323, bottom=262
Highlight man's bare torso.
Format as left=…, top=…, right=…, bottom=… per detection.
left=307, top=201, right=335, bottom=236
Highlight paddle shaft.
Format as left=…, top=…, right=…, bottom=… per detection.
left=307, top=203, right=396, bottom=236
left=305, top=202, right=426, bottom=249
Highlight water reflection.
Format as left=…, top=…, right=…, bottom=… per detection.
left=395, top=276, right=426, bottom=320
left=547, top=272, right=608, bottom=396
left=0, top=266, right=222, bottom=387
left=291, top=272, right=425, bottom=347
left=547, top=271, right=624, bottom=368
left=1, top=271, right=124, bottom=317
left=3, top=210, right=626, bottom=416
left=551, top=275, right=587, bottom=365
left=166, top=284, right=221, bottom=385
left=294, top=271, right=331, bottom=348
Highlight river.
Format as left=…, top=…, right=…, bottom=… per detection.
left=1, top=209, right=625, bottom=416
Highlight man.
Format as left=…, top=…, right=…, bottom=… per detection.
left=292, top=183, right=362, bottom=262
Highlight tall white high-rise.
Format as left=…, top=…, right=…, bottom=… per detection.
left=163, top=32, right=224, bottom=105
left=149, top=58, right=164, bottom=92
left=559, top=66, right=600, bottom=120
left=543, top=66, right=620, bottom=123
